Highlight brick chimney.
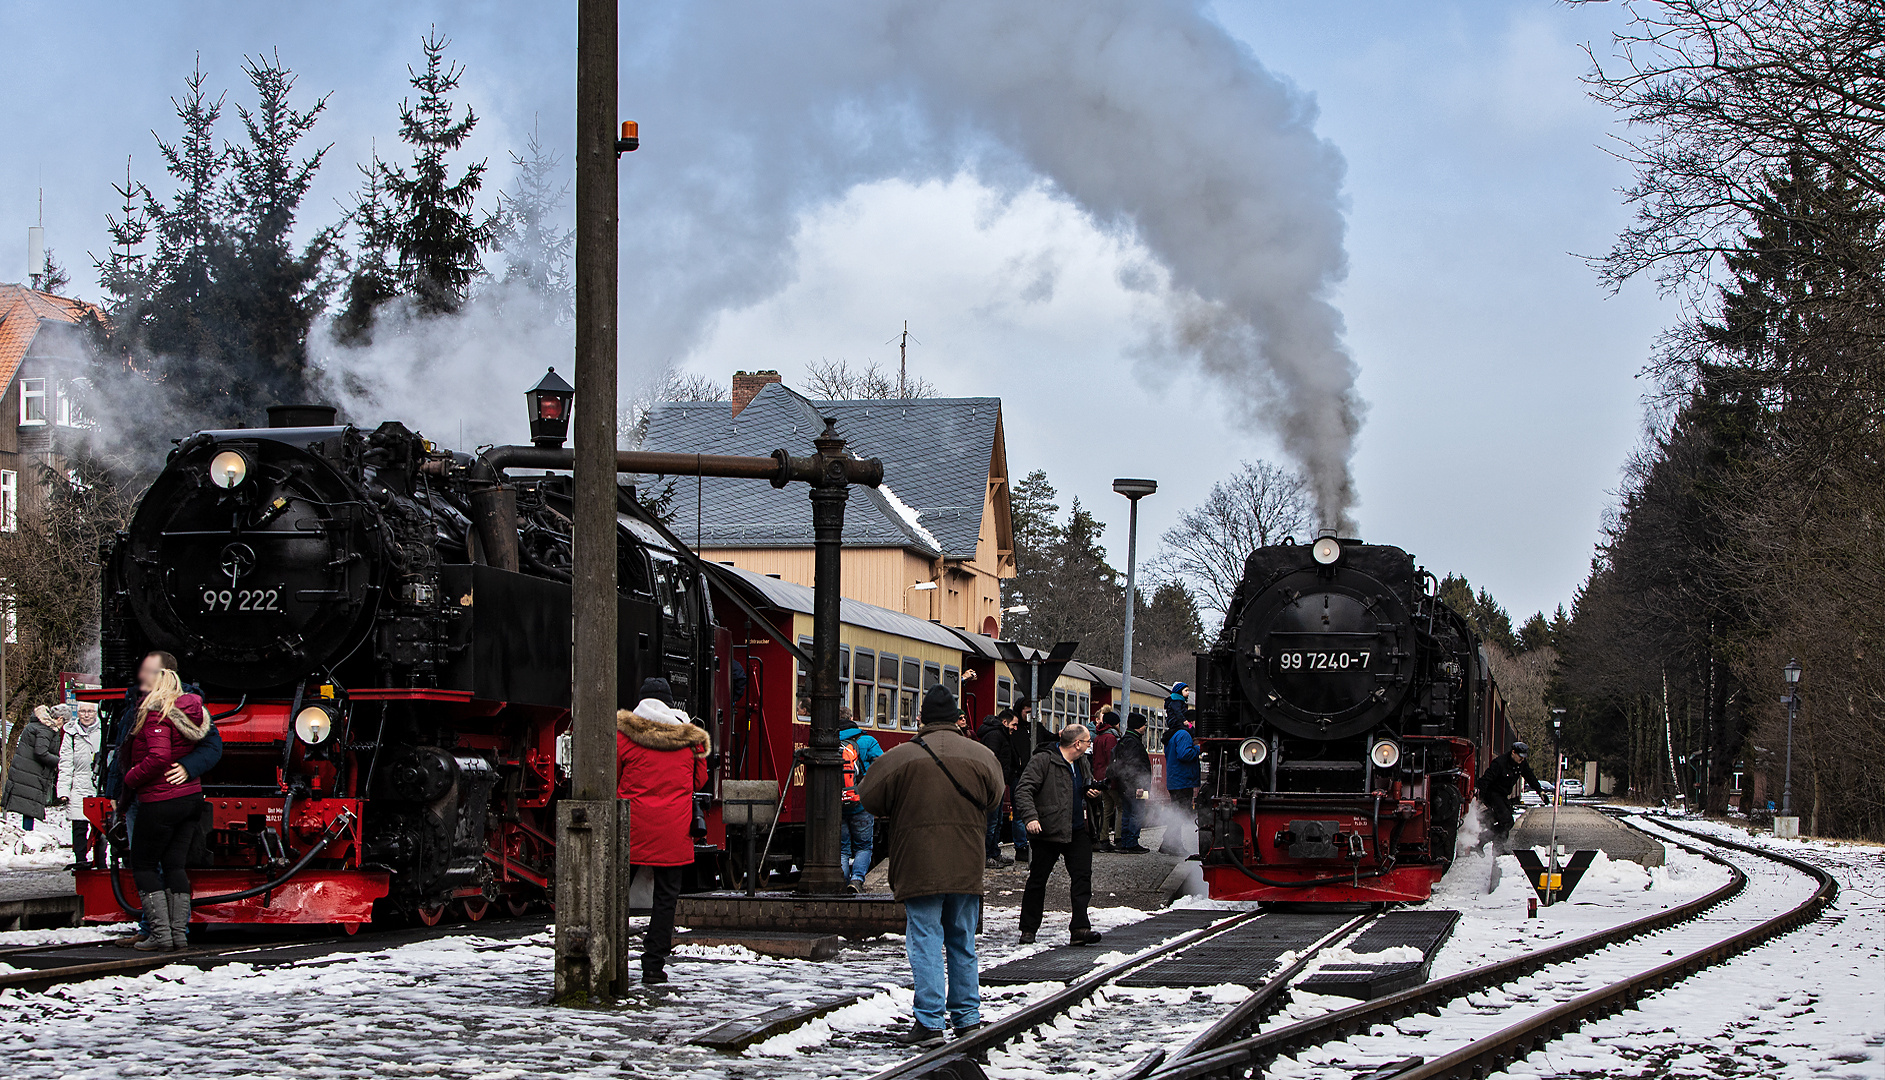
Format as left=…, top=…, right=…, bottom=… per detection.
left=731, top=370, right=782, bottom=418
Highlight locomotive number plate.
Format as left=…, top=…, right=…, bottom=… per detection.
left=1276, top=650, right=1370, bottom=671
left=200, top=585, right=286, bottom=613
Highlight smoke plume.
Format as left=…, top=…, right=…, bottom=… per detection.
left=618, top=0, right=1363, bottom=526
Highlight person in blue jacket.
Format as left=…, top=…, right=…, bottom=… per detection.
left=105, top=652, right=223, bottom=948
left=1163, top=715, right=1200, bottom=809
left=837, top=708, right=883, bottom=889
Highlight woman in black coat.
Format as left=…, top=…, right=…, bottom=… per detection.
left=3, top=706, right=63, bottom=829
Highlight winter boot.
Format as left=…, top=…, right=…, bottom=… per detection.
left=167, top=891, right=193, bottom=951
left=134, top=892, right=172, bottom=951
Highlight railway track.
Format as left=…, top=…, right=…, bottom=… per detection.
left=1126, top=815, right=1833, bottom=1080
left=0, top=914, right=551, bottom=993
left=864, top=910, right=1371, bottom=1080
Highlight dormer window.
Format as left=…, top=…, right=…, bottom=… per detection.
left=20, top=379, right=46, bottom=425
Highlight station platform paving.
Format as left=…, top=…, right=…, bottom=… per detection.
left=1509, top=805, right=1665, bottom=867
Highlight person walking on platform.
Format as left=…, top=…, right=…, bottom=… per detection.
left=1476, top=742, right=1549, bottom=849
left=616, top=677, right=710, bottom=985
left=978, top=708, right=1028, bottom=867
left=120, top=669, right=210, bottom=952
left=3, top=705, right=61, bottom=832
left=56, top=702, right=104, bottom=870
left=857, top=685, right=1004, bottom=1048
left=1014, top=724, right=1105, bottom=946
left=1091, top=713, right=1121, bottom=851
left=1111, top=715, right=1153, bottom=853
left=838, top=709, right=881, bottom=890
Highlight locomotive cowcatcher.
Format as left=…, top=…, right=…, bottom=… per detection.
left=1193, top=534, right=1511, bottom=904
left=76, top=401, right=727, bottom=930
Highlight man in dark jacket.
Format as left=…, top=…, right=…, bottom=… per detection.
left=1091, top=713, right=1120, bottom=851
left=1477, top=742, right=1549, bottom=845
left=2, top=706, right=61, bottom=829
left=857, top=685, right=1005, bottom=1048
left=977, top=709, right=1024, bottom=867
left=1110, top=715, right=1153, bottom=853
left=1164, top=716, right=1200, bottom=808
left=1014, top=725, right=1104, bottom=946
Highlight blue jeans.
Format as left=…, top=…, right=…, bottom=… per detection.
left=904, top=893, right=982, bottom=1030
left=986, top=802, right=1029, bottom=859
left=840, top=806, right=874, bottom=882
left=1117, top=793, right=1147, bottom=849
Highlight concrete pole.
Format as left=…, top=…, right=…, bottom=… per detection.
left=556, top=0, right=623, bottom=1004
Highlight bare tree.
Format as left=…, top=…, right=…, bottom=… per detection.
left=1581, top=0, right=1885, bottom=294
left=621, top=367, right=725, bottom=449
left=1154, top=460, right=1313, bottom=617
left=804, top=357, right=937, bottom=400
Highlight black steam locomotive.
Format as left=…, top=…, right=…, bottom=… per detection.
left=1193, top=534, right=1510, bottom=903
left=78, top=402, right=724, bottom=928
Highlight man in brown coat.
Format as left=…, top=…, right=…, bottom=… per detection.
left=857, top=685, right=1004, bottom=1048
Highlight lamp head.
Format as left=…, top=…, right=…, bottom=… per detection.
left=526, top=367, right=576, bottom=449
left=1783, top=658, right=1802, bottom=684
left=1112, top=477, right=1157, bottom=500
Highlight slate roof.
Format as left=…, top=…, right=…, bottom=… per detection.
left=718, top=565, right=968, bottom=651
left=639, top=382, right=1001, bottom=559
left=0, top=284, right=98, bottom=394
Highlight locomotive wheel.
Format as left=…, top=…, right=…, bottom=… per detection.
left=341, top=922, right=362, bottom=936
left=461, top=899, right=489, bottom=922
left=416, top=904, right=447, bottom=927
left=507, top=898, right=532, bottom=918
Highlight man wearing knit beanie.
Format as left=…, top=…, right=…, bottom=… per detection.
left=858, top=684, right=1005, bottom=1047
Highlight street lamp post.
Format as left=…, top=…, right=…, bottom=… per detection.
left=1112, top=478, right=1156, bottom=727
left=1782, top=659, right=1801, bottom=817
left=1546, top=707, right=1567, bottom=904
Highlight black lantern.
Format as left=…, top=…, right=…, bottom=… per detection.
left=527, top=367, right=575, bottom=448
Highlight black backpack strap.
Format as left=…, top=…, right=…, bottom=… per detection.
left=913, top=736, right=985, bottom=808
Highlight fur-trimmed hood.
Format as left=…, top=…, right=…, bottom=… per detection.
left=617, top=704, right=710, bottom=753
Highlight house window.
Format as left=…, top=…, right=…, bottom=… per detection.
left=0, top=471, right=15, bottom=533
left=56, top=383, right=81, bottom=427
left=20, top=379, right=46, bottom=425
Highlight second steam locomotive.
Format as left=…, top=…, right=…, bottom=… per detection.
left=1193, top=534, right=1511, bottom=903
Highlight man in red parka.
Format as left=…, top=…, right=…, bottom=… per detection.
left=616, top=677, right=709, bottom=985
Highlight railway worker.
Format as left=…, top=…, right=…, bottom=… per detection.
left=1476, top=742, right=1549, bottom=847
left=1013, top=724, right=1106, bottom=946
left=855, top=684, right=1005, bottom=1048
left=2, top=704, right=62, bottom=832
left=615, top=677, right=711, bottom=985
left=1110, top=715, right=1154, bottom=854
left=977, top=708, right=1027, bottom=868
left=120, top=668, right=211, bottom=952
left=56, top=702, right=105, bottom=871
left=1091, top=712, right=1122, bottom=851
left=838, top=708, right=883, bottom=891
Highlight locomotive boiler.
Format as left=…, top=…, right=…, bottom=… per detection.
left=1193, top=534, right=1508, bottom=903
left=78, top=401, right=725, bottom=929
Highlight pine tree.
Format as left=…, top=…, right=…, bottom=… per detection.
left=142, top=59, right=228, bottom=366
left=334, top=148, right=399, bottom=346
left=92, top=158, right=152, bottom=357
left=378, top=29, right=492, bottom=318
left=32, top=249, right=69, bottom=295
left=487, top=122, right=573, bottom=318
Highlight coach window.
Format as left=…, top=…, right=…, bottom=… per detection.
left=901, top=657, right=921, bottom=730
left=852, top=647, right=875, bottom=725
left=839, top=644, right=851, bottom=713
left=1053, top=689, right=1067, bottom=731
left=943, top=665, right=960, bottom=697
left=997, top=676, right=1012, bottom=709
left=797, top=636, right=814, bottom=719
left=924, top=661, right=941, bottom=691
left=879, top=652, right=900, bottom=728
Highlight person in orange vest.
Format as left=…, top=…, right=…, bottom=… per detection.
left=616, top=677, right=710, bottom=984
left=839, top=708, right=882, bottom=891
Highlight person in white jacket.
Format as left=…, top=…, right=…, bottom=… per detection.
left=56, top=702, right=104, bottom=870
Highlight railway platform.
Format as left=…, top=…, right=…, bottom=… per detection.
left=0, top=868, right=82, bottom=930
left=1510, top=805, right=1665, bottom=867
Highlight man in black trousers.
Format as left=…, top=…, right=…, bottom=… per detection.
left=1013, top=724, right=1104, bottom=947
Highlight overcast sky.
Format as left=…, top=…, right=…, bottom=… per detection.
left=2, top=1, right=1672, bottom=623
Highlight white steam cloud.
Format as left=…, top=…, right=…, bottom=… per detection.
left=616, top=0, right=1363, bottom=526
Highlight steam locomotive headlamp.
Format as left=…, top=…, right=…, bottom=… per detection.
left=1312, top=534, right=1342, bottom=565
left=1370, top=738, right=1401, bottom=769
left=527, top=367, right=576, bottom=449
left=209, top=450, right=251, bottom=489
left=1238, top=737, right=1269, bottom=766
left=294, top=704, right=338, bottom=746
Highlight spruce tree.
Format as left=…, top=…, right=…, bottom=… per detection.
left=334, top=149, right=399, bottom=346
left=487, top=123, right=574, bottom=318
left=380, top=29, right=492, bottom=317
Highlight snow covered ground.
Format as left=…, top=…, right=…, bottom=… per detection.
left=0, top=813, right=1873, bottom=1079
left=0, top=819, right=68, bottom=871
